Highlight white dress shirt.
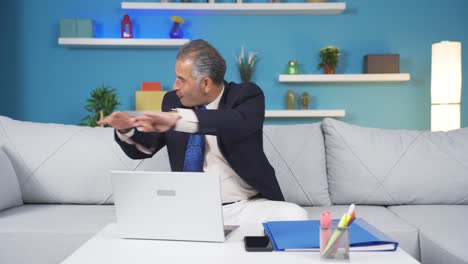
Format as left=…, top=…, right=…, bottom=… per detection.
left=117, top=87, right=258, bottom=203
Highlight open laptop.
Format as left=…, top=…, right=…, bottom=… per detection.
left=110, top=171, right=238, bottom=242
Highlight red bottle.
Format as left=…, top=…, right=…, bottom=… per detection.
left=121, top=14, right=133, bottom=38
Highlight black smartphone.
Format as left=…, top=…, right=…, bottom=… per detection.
left=244, top=236, right=273, bottom=252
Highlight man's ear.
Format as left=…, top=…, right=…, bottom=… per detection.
left=202, top=78, right=214, bottom=94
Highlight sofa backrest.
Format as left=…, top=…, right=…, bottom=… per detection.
left=0, top=116, right=331, bottom=206
left=322, top=118, right=468, bottom=205
left=0, top=116, right=170, bottom=204
left=6, top=114, right=467, bottom=207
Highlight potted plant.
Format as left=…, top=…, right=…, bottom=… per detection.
left=81, top=85, right=120, bottom=127
left=234, top=46, right=258, bottom=83
left=318, top=46, right=340, bottom=74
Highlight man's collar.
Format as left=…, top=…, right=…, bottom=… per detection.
left=205, top=85, right=225, bottom=110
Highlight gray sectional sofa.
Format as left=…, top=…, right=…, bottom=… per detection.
left=1, top=115, right=467, bottom=264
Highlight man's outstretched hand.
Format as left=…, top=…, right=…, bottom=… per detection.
left=133, top=111, right=180, bottom=132
left=97, top=112, right=136, bottom=131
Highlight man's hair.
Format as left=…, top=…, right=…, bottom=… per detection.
left=176, top=39, right=226, bottom=85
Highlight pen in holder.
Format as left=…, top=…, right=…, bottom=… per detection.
left=320, top=225, right=350, bottom=261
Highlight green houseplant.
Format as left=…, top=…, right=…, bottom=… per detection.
left=234, top=46, right=258, bottom=83
left=81, top=85, right=120, bottom=127
left=318, top=46, right=340, bottom=74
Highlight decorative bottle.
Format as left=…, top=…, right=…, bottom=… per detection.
left=286, top=90, right=296, bottom=110
left=121, top=14, right=133, bottom=38
left=300, top=92, right=311, bottom=109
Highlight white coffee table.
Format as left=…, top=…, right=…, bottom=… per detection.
left=62, top=223, right=420, bottom=264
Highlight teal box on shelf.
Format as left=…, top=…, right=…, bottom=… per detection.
left=76, top=19, right=94, bottom=38
left=59, top=18, right=94, bottom=38
left=59, top=18, right=76, bottom=38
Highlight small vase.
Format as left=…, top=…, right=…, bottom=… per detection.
left=300, top=92, right=310, bottom=109
left=323, top=64, right=335, bottom=74
left=286, top=90, right=296, bottom=110
left=286, top=60, right=300, bottom=74
left=169, top=22, right=183, bottom=39
left=240, top=67, right=252, bottom=83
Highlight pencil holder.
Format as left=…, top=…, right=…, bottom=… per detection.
left=320, top=225, right=350, bottom=261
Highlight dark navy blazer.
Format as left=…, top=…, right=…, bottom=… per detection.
left=115, top=81, right=284, bottom=201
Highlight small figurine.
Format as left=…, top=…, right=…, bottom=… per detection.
left=169, top=16, right=185, bottom=39
left=121, top=14, right=133, bottom=38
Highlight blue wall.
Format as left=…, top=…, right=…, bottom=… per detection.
left=1, top=0, right=467, bottom=129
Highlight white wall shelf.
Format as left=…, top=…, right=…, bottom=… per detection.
left=265, top=110, right=345, bottom=118
left=278, top=73, right=411, bottom=83
left=121, top=2, right=346, bottom=15
left=58, top=38, right=189, bottom=48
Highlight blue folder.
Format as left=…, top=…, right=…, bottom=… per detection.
left=263, top=218, right=398, bottom=252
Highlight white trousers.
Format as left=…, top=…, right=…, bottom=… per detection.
left=222, top=198, right=309, bottom=225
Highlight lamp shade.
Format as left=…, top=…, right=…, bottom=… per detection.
left=431, top=41, right=462, bottom=131
left=431, top=105, right=460, bottom=132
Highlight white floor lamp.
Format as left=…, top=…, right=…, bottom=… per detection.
left=431, top=41, right=462, bottom=132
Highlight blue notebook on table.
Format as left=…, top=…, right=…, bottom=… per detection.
left=263, top=218, right=398, bottom=252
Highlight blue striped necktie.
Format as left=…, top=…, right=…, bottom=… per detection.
left=182, top=106, right=206, bottom=172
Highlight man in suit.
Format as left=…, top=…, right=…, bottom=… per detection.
left=99, top=39, right=307, bottom=224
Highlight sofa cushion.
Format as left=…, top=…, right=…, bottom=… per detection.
left=303, top=205, right=420, bottom=260
left=264, top=123, right=330, bottom=206
left=0, top=115, right=170, bottom=204
left=389, top=205, right=468, bottom=264
left=0, top=204, right=115, bottom=264
left=0, top=145, right=23, bottom=211
left=322, top=118, right=468, bottom=205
